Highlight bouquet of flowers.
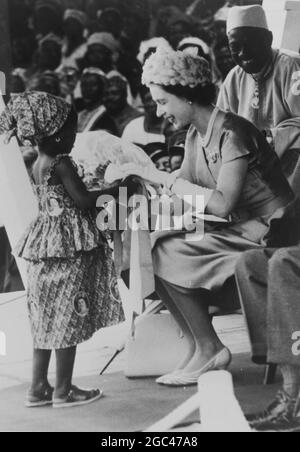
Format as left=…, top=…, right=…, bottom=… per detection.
left=72, top=131, right=155, bottom=190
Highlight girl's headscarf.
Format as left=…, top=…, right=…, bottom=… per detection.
left=0, top=91, right=71, bottom=144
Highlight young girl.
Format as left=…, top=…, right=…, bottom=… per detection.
left=0, top=92, right=124, bottom=408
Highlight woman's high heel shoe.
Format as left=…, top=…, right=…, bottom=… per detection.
left=156, top=370, right=182, bottom=385
left=156, top=348, right=232, bottom=387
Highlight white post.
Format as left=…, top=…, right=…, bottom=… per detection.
left=263, top=0, right=300, bottom=52
left=0, top=136, right=38, bottom=288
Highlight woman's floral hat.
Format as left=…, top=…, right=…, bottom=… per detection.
left=142, top=47, right=212, bottom=89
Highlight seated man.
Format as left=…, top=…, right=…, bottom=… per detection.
left=236, top=247, right=300, bottom=432
left=168, top=129, right=186, bottom=173
left=218, top=5, right=300, bottom=182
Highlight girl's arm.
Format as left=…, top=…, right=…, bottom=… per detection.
left=55, top=157, right=120, bottom=210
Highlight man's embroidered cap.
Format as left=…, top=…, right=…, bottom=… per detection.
left=227, top=5, right=269, bottom=34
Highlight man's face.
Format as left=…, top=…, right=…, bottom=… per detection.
left=103, top=81, right=127, bottom=114
left=86, top=44, right=112, bottom=72
left=228, top=27, right=273, bottom=74
left=81, top=74, right=103, bottom=106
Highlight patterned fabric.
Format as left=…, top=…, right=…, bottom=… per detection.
left=16, top=156, right=106, bottom=260
left=16, top=154, right=124, bottom=349
left=0, top=91, right=71, bottom=144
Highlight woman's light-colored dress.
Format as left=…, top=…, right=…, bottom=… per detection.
left=153, top=108, right=300, bottom=292
left=15, top=155, right=124, bottom=349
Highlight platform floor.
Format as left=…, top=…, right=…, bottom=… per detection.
left=0, top=292, right=280, bottom=432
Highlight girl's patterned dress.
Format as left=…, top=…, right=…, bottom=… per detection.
left=15, top=155, right=124, bottom=349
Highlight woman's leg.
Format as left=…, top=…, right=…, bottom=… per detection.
left=54, top=346, right=76, bottom=399
left=155, top=277, right=196, bottom=370
left=160, top=280, right=226, bottom=373
left=29, top=349, right=52, bottom=395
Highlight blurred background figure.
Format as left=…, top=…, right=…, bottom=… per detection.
left=33, top=0, right=64, bottom=38
left=97, top=7, right=124, bottom=40
left=102, top=71, right=142, bottom=136
left=177, top=36, right=223, bottom=88
left=168, top=129, right=187, bottom=172
left=26, top=33, right=62, bottom=91
left=9, top=0, right=37, bottom=71
left=32, top=70, right=61, bottom=97
left=58, top=66, right=80, bottom=103
left=60, top=8, right=88, bottom=71
left=81, top=32, right=119, bottom=74
left=35, top=33, right=63, bottom=73
left=8, top=69, right=26, bottom=95
left=165, top=11, right=196, bottom=49
left=144, top=142, right=171, bottom=173
left=138, top=37, right=172, bottom=66
left=122, top=85, right=166, bottom=146
left=77, top=67, right=113, bottom=133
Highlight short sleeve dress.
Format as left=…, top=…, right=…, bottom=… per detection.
left=153, top=108, right=300, bottom=292
left=15, top=155, right=124, bottom=350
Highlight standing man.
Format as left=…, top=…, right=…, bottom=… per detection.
left=217, top=5, right=300, bottom=182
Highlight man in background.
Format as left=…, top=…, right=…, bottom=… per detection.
left=218, top=5, right=300, bottom=182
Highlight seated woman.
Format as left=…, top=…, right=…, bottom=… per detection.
left=121, top=48, right=299, bottom=387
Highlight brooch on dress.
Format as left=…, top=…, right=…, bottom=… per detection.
left=206, top=148, right=219, bottom=164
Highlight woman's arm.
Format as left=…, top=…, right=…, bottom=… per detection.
left=117, top=157, right=249, bottom=218
left=55, top=157, right=120, bottom=210
left=205, top=158, right=249, bottom=218
left=170, top=157, right=248, bottom=218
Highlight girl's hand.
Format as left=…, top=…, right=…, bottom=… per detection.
left=118, top=163, right=167, bottom=186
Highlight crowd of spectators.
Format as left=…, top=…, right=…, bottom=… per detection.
left=7, top=0, right=262, bottom=171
